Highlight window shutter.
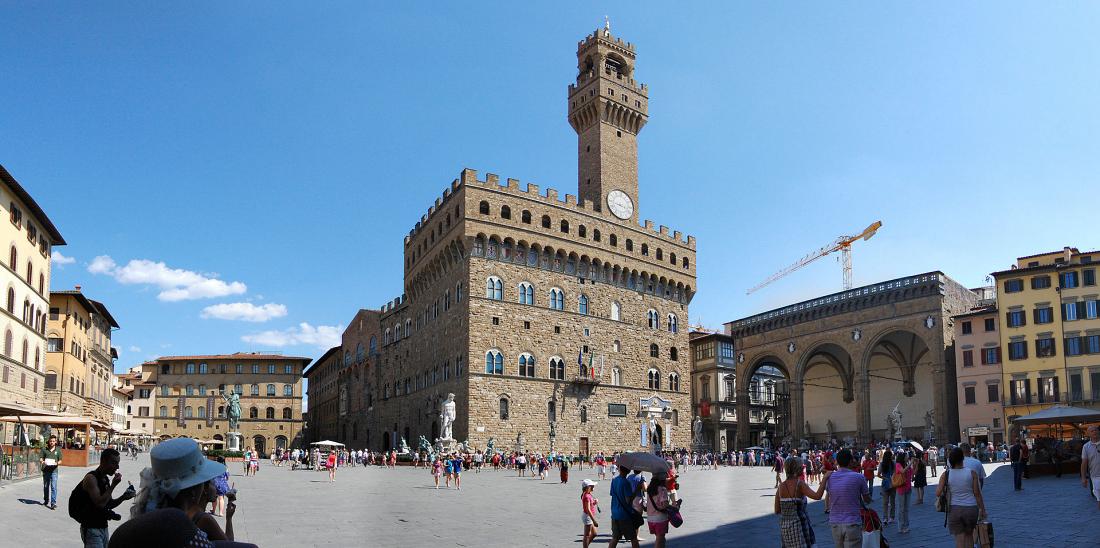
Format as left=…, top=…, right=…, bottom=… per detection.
left=1006, top=312, right=1012, bottom=326
left=995, top=346, right=1002, bottom=363
left=980, top=350, right=987, bottom=365
left=1033, top=309, right=1040, bottom=324
left=1079, top=302, right=1087, bottom=318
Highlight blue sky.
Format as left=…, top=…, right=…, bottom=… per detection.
left=2, top=3, right=1098, bottom=374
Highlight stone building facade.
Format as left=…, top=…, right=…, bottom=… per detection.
left=0, top=164, right=65, bottom=412
left=337, top=309, right=380, bottom=449
left=725, top=272, right=978, bottom=448
left=44, top=289, right=119, bottom=424
left=303, top=346, right=340, bottom=444
left=360, top=27, right=696, bottom=456
left=145, top=353, right=309, bottom=456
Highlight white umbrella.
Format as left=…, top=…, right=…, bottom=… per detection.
left=615, top=452, right=671, bottom=475
left=310, top=440, right=345, bottom=447
left=908, top=440, right=925, bottom=452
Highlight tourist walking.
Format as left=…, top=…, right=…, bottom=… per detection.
left=40, top=434, right=62, bottom=509
left=1081, top=425, right=1100, bottom=509
left=70, top=448, right=135, bottom=547
left=960, top=443, right=986, bottom=489
left=432, top=456, right=443, bottom=489
left=928, top=446, right=938, bottom=477
left=607, top=466, right=640, bottom=548
left=893, top=451, right=914, bottom=534
left=581, top=478, right=599, bottom=548
left=561, top=455, right=571, bottom=484
left=452, top=453, right=463, bottom=490
left=327, top=450, right=338, bottom=482
left=936, top=447, right=987, bottom=548
left=877, top=449, right=896, bottom=524
left=774, top=456, right=829, bottom=547
left=212, top=456, right=230, bottom=516
left=824, top=449, right=870, bottom=548
left=243, top=447, right=253, bottom=476
left=645, top=473, right=672, bottom=548
left=913, top=454, right=927, bottom=504
left=860, top=451, right=877, bottom=501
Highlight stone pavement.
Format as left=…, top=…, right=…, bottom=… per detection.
left=1, top=456, right=1095, bottom=547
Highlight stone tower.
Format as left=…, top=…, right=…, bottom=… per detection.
left=567, top=25, right=648, bottom=224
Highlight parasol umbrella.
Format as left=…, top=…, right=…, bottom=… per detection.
left=908, top=441, right=924, bottom=452
left=744, top=446, right=766, bottom=451
left=615, top=452, right=671, bottom=475
left=310, top=440, right=346, bottom=447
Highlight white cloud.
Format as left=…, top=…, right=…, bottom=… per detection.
left=201, top=302, right=288, bottom=322
left=241, top=322, right=342, bottom=349
left=51, top=251, right=76, bottom=266
left=87, top=255, right=247, bottom=301
left=128, top=345, right=142, bottom=353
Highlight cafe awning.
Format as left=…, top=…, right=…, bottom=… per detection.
left=1012, top=405, right=1100, bottom=426
left=0, top=401, right=61, bottom=417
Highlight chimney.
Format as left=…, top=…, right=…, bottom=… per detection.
left=1064, top=246, right=1073, bottom=264
left=74, top=285, right=82, bottom=291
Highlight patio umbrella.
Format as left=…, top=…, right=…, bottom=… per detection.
left=615, top=452, right=671, bottom=475
left=311, top=440, right=345, bottom=447
left=743, top=446, right=766, bottom=451
left=908, top=441, right=924, bottom=452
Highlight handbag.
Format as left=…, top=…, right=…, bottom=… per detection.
left=935, top=469, right=950, bottom=513
left=890, top=465, right=906, bottom=489
left=667, top=504, right=683, bottom=528
left=861, top=529, right=881, bottom=548
left=977, top=520, right=994, bottom=548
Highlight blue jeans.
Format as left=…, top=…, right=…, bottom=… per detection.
left=1012, top=462, right=1023, bottom=489
left=80, top=526, right=108, bottom=548
left=42, top=468, right=58, bottom=505
left=898, top=489, right=911, bottom=530
left=866, top=478, right=874, bottom=499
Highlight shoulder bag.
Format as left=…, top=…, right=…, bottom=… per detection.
left=890, top=465, right=906, bottom=489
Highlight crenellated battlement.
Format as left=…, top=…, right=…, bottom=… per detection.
left=458, top=168, right=694, bottom=249
left=578, top=28, right=635, bottom=53
left=379, top=294, right=407, bottom=317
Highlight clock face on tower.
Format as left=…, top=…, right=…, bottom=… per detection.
left=607, top=190, right=634, bottom=220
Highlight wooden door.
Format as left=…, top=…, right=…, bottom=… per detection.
left=579, top=437, right=589, bottom=457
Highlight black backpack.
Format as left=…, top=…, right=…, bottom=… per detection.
left=68, top=472, right=99, bottom=523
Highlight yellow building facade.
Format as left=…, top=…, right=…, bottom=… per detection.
left=994, top=247, right=1100, bottom=433
left=45, top=290, right=118, bottom=425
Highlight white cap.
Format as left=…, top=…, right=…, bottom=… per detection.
left=581, top=478, right=598, bottom=488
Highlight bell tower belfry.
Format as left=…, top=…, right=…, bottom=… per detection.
left=567, top=22, right=647, bottom=224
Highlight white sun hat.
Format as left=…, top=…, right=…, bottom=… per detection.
left=150, top=438, right=227, bottom=492
left=581, top=478, right=598, bottom=488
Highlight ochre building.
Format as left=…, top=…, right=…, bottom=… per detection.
left=45, top=289, right=119, bottom=425
left=145, top=353, right=309, bottom=456
left=356, top=27, right=696, bottom=456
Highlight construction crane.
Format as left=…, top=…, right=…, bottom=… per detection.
left=746, top=221, right=882, bottom=295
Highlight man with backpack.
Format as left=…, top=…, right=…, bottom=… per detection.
left=69, top=448, right=135, bottom=547
left=607, top=465, right=642, bottom=548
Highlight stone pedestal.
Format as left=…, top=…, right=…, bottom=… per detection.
left=227, top=432, right=242, bottom=452
left=435, top=438, right=456, bottom=455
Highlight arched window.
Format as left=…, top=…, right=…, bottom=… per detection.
left=580, top=405, right=588, bottom=423
left=656, top=248, right=662, bottom=260
left=611, top=367, right=622, bottom=386
left=184, top=407, right=193, bottom=418
left=499, top=205, right=511, bottom=219
left=499, top=398, right=509, bottom=420
left=20, top=339, right=27, bottom=365
left=541, top=215, right=551, bottom=228
left=6, top=288, right=14, bottom=314
left=478, top=201, right=489, bottom=214
left=648, top=368, right=660, bottom=390
left=250, top=384, right=259, bottom=396
left=593, top=229, right=601, bottom=242
left=549, top=357, right=565, bottom=380
left=641, top=243, right=649, bottom=256
left=670, top=347, right=679, bottom=361
left=160, top=385, right=169, bottom=396
left=613, top=340, right=621, bottom=353
left=284, top=384, right=292, bottom=396
left=283, top=407, right=292, bottom=419
left=4, top=329, right=11, bottom=357
left=234, top=384, right=242, bottom=394
left=198, top=406, right=207, bottom=418
left=384, top=328, right=391, bottom=344
left=609, top=234, right=617, bottom=247
left=159, top=406, right=168, bottom=417
left=25, top=261, right=32, bottom=284
left=626, top=239, right=633, bottom=252
left=667, top=313, right=678, bottom=333
left=683, top=257, right=689, bottom=268
left=560, top=220, right=569, bottom=233
left=518, top=282, right=534, bottom=305
left=486, top=276, right=503, bottom=300
left=369, top=336, right=377, bottom=355
left=184, top=384, right=194, bottom=396
left=394, top=323, right=402, bottom=340
left=456, top=282, right=464, bottom=302
left=267, top=384, right=276, bottom=396
left=647, top=309, right=659, bottom=329
left=578, top=225, right=587, bottom=238
left=38, top=273, right=43, bottom=295
left=578, top=294, right=589, bottom=315
left=262, top=407, right=273, bottom=419
left=669, top=373, right=680, bottom=392
left=356, top=343, right=364, bottom=362
left=611, top=301, right=621, bottom=321
left=485, top=350, right=504, bottom=375
left=650, top=343, right=659, bottom=358
left=521, top=210, right=531, bottom=224
left=518, top=353, right=535, bottom=377
left=8, top=246, right=15, bottom=270
left=549, top=288, right=564, bottom=310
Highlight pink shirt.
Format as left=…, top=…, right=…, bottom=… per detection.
left=895, top=463, right=913, bottom=494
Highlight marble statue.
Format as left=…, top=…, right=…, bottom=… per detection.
left=826, top=419, right=835, bottom=441
left=692, top=416, right=703, bottom=445
left=762, top=436, right=772, bottom=450
left=440, top=393, right=456, bottom=440
left=805, top=421, right=812, bottom=437
left=484, top=437, right=495, bottom=458
left=221, top=390, right=241, bottom=432
left=889, top=403, right=904, bottom=440
left=924, top=409, right=935, bottom=441
left=399, top=437, right=410, bottom=454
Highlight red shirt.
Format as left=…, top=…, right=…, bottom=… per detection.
left=861, top=459, right=878, bottom=480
